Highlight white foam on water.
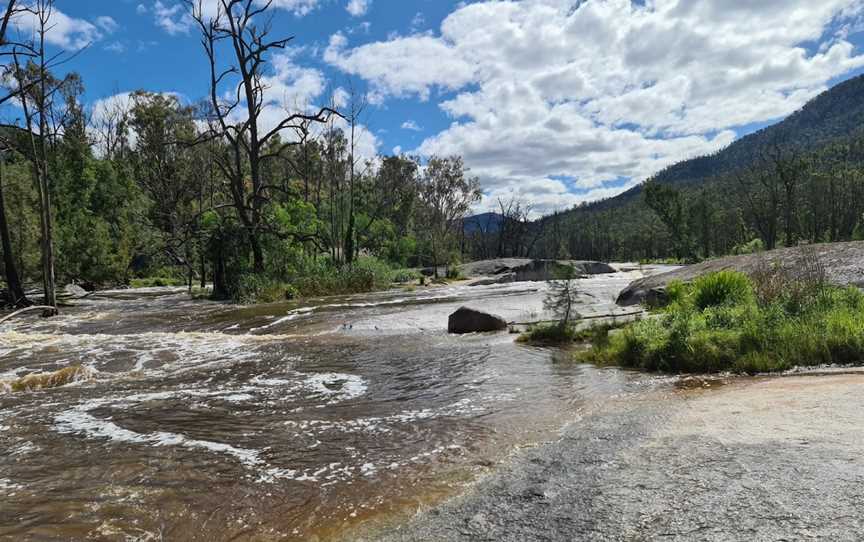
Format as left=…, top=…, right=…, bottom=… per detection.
left=54, top=400, right=280, bottom=476
left=0, top=478, right=23, bottom=494
left=283, top=398, right=486, bottom=435
left=248, top=313, right=302, bottom=332
left=302, top=373, right=368, bottom=404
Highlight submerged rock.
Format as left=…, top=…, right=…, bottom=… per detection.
left=3, top=365, right=93, bottom=393
left=448, top=307, right=508, bottom=334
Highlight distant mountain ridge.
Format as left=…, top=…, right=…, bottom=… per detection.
left=463, top=212, right=504, bottom=234
left=583, top=73, right=864, bottom=211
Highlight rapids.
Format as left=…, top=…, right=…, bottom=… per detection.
left=0, top=271, right=672, bottom=540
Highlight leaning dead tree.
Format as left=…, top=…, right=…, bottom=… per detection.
left=187, top=0, right=338, bottom=273
left=8, top=0, right=66, bottom=314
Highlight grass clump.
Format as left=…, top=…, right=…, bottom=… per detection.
left=691, top=270, right=754, bottom=310
left=517, top=323, right=577, bottom=345
left=230, top=256, right=410, bottom=303
left=578, top=261, right=864, bottom=374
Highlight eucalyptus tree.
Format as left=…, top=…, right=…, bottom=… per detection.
left=417, top=156, right=481, bottom=276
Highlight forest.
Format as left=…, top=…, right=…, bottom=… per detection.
left=463, top=74, right=864, bottom=265
left=0, top=0, right=482, bottom=309
left=4, top=0, right=864, bottom=311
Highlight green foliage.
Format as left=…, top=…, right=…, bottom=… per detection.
left=691, top=271, right=754, bottom=310
left=732, top=238, right=765, bottom=255
left=517, top=322, right=577, bottom=345
left=391, top=268, right=421, bottom=283
left=577, top=271, right=864, bottom=374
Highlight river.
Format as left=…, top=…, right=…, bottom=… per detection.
left=0, top=270, right=675, bottom=540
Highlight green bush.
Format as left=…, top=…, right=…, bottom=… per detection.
left=290, top=256, right=397, bottom=298
left=691, top=270, right=754, bottom=310
left=732, top=238, right=765, bottom=255
left=391, top=268, right=421, bottom=283
left=577, top=270, right=864, bottom=374
left=517, top=323, right=577, bottom=345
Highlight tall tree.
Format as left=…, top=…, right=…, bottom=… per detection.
left=644, top=180, right=690, bottom=259
left=187, top=0, right=336, bottom=274
left=0, top=0, right=30, bottom=306
left=11, top=0, right=64, bottom=313
left=418, top=156, right=481, bottom=276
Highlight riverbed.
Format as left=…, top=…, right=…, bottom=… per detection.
left=1, top=271, right=660, bottom=540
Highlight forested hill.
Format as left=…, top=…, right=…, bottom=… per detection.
left=584, top=73, right=864, bottom=211
left=502, top=73, right=864, bottom=263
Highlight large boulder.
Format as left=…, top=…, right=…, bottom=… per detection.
left=468, top=272, right=517, bottom=287
left=615, top=241, right=864, bottom=307
left=64, top=284, right=89, bottom=299
left=460, top=259, right=617, bottom=283
left=448, top=307, right=508, bottom=334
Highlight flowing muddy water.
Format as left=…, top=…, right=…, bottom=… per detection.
left=0, top=271, right=671, bottom=541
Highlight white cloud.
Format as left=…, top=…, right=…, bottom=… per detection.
left=325, top=32, right=476, bottom=101
left=326, top=0, right=864, bottom=214
left=12, top=6, right=104, bottom=50
left=401, top=120, right=422, bottom=131
left=150, top=0, right=322, bottom=33
left=95, top=16, right=119, bottom=34
left=346, top=0, right=370, bottom=18
left=268, top=0, right=321, bottom=16
left=104, top=41, right=126, bottom=54
left=153, top=1, right=192, bottom=35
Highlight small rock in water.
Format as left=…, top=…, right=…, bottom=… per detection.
left=448, top=307, right=508, bottom=334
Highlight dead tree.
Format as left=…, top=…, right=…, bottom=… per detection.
left=11, top=0, right=62, bottom=314
left=187, top=0, right=336, bottom=273
left=0, top=0, right=31, bottom=307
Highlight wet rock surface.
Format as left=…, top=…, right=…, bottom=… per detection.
left=368, top=374, right=864, bottom=541
left=461, top=259, right=617, bottom=283
left=617, top=241, right=864, bottom=306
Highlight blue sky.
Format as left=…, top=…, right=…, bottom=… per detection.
left=13, top=0, right=864, bottom=215
left=55, top=1, right=462, bottom=159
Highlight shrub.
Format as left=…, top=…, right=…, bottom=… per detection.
left=576, top=268, right=864, bottom=375
left=732, top=238, right=765, bottom=255
left=518, top=323, right=577, bottom=345
left=691, top=271, right=754, bottom=310
left=391, top=268, right=421, bottom=284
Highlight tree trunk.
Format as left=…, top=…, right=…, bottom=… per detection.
left=36, top=167, right=57, bottom=311
left=0, top=162, right=28, bottom=307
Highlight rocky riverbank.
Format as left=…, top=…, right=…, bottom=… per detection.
left=364, top=371, right=864, bottom=541
left=617, top=241, right=864, bottom=306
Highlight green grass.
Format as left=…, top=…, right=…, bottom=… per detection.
left=577, top=270, right=864, bottom=374
left=517, top=323, right=578, bottom=345
left=228, top=257, right=414, bottom=304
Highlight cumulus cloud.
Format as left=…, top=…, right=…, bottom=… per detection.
left=326, top=0, right=864, bottom=214
left=401, top=120, right=422, bottom=131
left=346, top=0, right=371, bottom=18
left=12, top=6, right=104, bottom=49
left=153, top=1, right=192, bottom=35
left=149, top=0, right=322, bottom=33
